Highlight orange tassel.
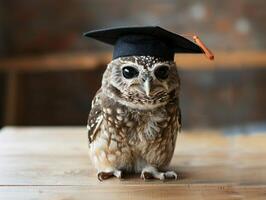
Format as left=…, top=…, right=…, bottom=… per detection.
left=192, top=35, right=214, bottom=60
left=181, top=34, right=214, bottom=60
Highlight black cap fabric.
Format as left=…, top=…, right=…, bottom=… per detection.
left=84, top=26, right=204, bottom=60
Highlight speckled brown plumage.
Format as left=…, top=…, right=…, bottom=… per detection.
left=87, top=56, right=181, bottom=180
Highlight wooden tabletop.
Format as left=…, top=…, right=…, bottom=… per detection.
left=0, top=127, right=266, bottom=200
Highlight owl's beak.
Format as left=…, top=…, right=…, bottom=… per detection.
left=143, top=77, right=152, bottom=97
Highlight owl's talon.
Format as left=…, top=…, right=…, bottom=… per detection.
left=141, top=171, right=153, bottom=180
left=157, top=172, right=165, bottom=180
left=141, top=167, right=177, bottom=180
left=97, top=170, right=123, bottom=181
left=164, top=171, right=177, bottom=179
left=97, top=172, right=114, bottom=181
left=114, top=170, right=123, bottom=179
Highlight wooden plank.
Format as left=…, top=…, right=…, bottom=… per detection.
left=0, top=127, right=266, bottom=199
left=0, top=51, right=266, bottom=72
left=0, top=185, right=265, bottom=200
left=0, top=53, right=111, bottom=72
left=175, top=51, right=266, bottom=70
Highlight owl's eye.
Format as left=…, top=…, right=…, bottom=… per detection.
left=122, top=66, right=139, bottom=79
left=154, top=65, right=169, bottom=80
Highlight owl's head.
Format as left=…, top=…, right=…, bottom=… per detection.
left=102, top=56, right=180, bottom=109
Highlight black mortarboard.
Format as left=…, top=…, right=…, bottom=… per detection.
left=84, top=26, right=211, bottom=61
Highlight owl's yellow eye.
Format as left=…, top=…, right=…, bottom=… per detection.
left=154, top=65, right=169, bottom=80
left=122, top=66, right=139, bottom=79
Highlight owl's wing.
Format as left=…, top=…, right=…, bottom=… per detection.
left=87, top=89, right=103, bottom=143
left=171, top=90, right=182, bottom=132
left=174, top=92, right=182, bottom=132
left=177, top=106, right=182, bottom=132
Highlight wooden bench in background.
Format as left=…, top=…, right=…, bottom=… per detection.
left=0, top=51, right=266, bottom=128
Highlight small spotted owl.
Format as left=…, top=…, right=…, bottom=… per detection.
left=85, top=26, right=207, bottom=181
left=87, top=55, right=181, bottom=180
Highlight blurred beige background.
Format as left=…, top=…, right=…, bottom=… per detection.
left=0, top=0, right=265, bottom=131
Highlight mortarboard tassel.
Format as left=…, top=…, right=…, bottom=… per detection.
left=182, top=34, right=214, bottom=60
left=193, top=35, right=214, bottom=60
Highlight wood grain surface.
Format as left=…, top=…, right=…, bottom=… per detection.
left=0, top=127, right=266, bottom=200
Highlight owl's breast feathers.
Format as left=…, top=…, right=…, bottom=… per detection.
left=87, top=88, right=181, bottom=145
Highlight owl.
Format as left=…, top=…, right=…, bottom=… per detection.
left=87, top=55, right=181, bottom=181
left=85, top=25, right=208, bottom=181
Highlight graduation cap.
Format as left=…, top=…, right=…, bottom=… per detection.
left=84, top=26, right=214, bottom=61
